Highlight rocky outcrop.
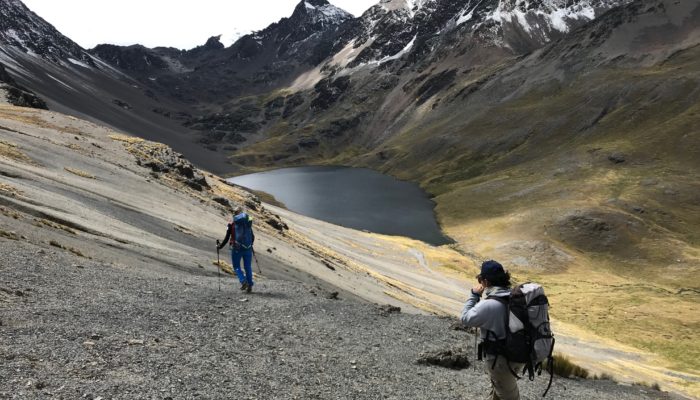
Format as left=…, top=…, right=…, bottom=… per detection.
left=417, top=348, right=471, bottom=370
left=127, top=141, right=210, bottom=191
left=0, top=62, right=47, bottom=109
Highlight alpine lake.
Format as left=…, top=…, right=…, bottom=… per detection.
left=228, top=166, right=451, bottom=246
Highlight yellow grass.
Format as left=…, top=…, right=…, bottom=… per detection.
left=34, top=218, right=77, bottom=235
left=64, top=167, right=96, bottom=179
left=0, top=140, right=35, bottom=164
left=108, top=134, right=144, bottom=144
left=0, top=182, right=22, bottom=197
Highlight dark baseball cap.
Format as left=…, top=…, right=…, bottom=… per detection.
left=477, top=260, right=504, bottom=280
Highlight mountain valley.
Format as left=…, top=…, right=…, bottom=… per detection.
left=1, top=0, right=699, bottom=397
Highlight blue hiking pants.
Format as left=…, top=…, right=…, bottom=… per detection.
left=231, top=248, right=253, bottom=287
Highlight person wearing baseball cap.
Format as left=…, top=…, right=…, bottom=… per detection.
left=461, top=260, right=524, bottom=400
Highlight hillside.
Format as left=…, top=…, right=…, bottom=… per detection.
left=0, top=104, right=686, bottom=399
left=1, top=0, right=699, bottom=397
left=217, top=1, right=700, bottom=392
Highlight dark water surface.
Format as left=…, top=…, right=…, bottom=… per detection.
left=228, top=166, right=451, bottom=245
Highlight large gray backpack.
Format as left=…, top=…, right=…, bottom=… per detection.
left=488, top=282, right=555, bottom=396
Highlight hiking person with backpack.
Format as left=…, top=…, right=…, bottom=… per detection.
left=217, top=206, right=256, bottom=293
left=462, top=260, right=524, bottom=400
left=461, top=260, right=555, bottom=400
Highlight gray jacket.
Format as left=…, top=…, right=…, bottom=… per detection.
left=461, top=286, right=510, bottom=341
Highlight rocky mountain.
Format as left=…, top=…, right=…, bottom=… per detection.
left=199, top=0, right=637, bottom=167
left=0, top=0, right=94, bottom=65
left=89, top=0, right=354, bottom=103
left=83, top=0, right=631, bottom=162
left=0, top=0, right=236, bottom=173
left=1, top=0, right=631, bottom=170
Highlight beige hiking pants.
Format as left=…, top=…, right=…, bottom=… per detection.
left=483, top=355, right=525, bottom=400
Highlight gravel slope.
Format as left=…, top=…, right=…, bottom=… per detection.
left=0, top=240, right=677, bottom=400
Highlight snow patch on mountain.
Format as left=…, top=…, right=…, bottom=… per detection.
left=45, top=73, right=76, bottom=92
left=456, top=0, right=486, bottom=26
left=487, top=0, right=611, bottom=34
left=380, top=0, right=425, bottom=16
left=304, top=1, right=353, bottom=24
left=67, top=58, right=90, bottom=68
left=378, top=34, right=416, bottom=63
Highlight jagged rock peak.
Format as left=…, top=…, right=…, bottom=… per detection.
left=204, top=35, right=224, bottom=50
left=292, top=0, right=353, bottom=24
left=89, top=44, right=169, bottom=72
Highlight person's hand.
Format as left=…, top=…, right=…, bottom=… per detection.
left=471, top=283, right=484, bottom=296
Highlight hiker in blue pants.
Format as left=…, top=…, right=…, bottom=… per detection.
left=217, top=206, right=256, bottom=293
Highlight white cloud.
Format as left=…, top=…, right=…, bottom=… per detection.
left=21, top=0, right=377, bottom=50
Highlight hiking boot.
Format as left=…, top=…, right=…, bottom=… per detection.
left=246, top=284, right=252, bottom=293
left=240, top=282, right=249, bottom=291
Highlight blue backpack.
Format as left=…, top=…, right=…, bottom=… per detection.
left=231, top=213, right=254, bottom=249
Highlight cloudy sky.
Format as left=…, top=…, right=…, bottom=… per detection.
left=21, top=0, right=378, bottom=50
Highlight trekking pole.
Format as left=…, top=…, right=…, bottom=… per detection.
left=252, top=247, right=262, bottom=275
left=474, top=327, right=479, bottom=371
left=216, top=240, right=221, bottom=292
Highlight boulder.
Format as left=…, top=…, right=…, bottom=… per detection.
left=417, top=349, right=470, bottom=370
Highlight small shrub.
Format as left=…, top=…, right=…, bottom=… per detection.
left=633, top=381, right=662, bottom=391
left=0, top=229, right=19, bottom=240
left=48, top=240, right=87, bottom=258
left=552, top=353, right=590, bottom=379
left=212, top=259, right=234, bottom=275
left=593, top=373, right=614, bottom=381
left=67, top=247, right=86, bottom=258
